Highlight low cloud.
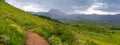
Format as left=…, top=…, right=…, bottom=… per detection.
left=21, top=3, right=48, bottom=12
left=71, top=0, right=119, bottom=15
left=6, top=0, right=120, bottom=15
left=6, top=0, right=48, bottom=12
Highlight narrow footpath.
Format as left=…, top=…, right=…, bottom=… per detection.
left=26, top=29, right=49, bottom=45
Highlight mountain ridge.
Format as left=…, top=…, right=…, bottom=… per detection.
left=31, top=9, right=120, bottom=24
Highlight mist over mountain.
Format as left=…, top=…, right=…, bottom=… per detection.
left=31, top=9, right=120, bottom=24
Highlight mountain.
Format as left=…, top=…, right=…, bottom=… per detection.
left=1, top=0, right=120, bottom=45
left=31, top=9, right=120, bottom=24
left=32, top=9, right=67, bottom=19
left=31, top=9, right=79, bottom=23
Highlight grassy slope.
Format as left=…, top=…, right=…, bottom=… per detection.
left=0, top=1, right=120, bottom=45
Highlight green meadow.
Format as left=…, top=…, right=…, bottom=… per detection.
left=0, top=0, right=120, bottom=45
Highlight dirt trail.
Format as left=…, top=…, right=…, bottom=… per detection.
left=26, top=29, right=49, bottom=45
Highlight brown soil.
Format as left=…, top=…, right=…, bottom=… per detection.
left=26, top=29, right=49, bottom=45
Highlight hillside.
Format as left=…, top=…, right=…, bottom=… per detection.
left=0, top=0, right=120, bottom=45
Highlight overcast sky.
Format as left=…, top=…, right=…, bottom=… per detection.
left=5, top=0, right=120, bottom=14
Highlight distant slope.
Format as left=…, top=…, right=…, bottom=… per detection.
left=1, top=0, right=120, bottom=45
left=31, top=9, right=120, bottom=24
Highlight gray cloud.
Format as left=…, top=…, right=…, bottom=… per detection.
left=5, top=0, right=120, bottom=14
left=97, top=0, right=120, bottom=12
